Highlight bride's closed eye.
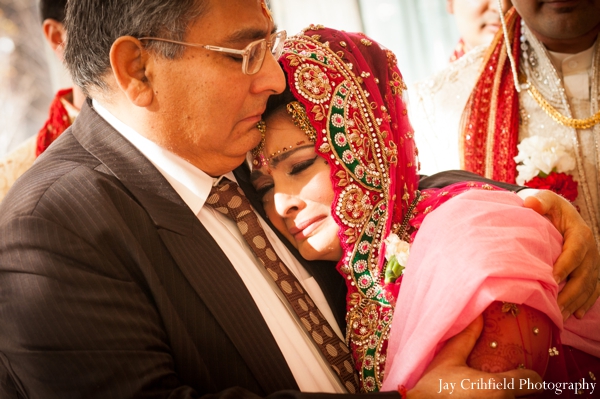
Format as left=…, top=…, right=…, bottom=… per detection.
left=252, top=156, right=319, bottom=202
left=289, top=156, right=318, bottom=175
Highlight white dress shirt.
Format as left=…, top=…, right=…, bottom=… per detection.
left=92, top=100, right=345, bottom=393
left=548, top=44, right=595, bottom=100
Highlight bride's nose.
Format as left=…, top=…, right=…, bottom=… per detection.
left=273, top=192, right=306, bottom=218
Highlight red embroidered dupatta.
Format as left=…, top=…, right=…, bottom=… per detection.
left=460, top=8, right=522, bottom=183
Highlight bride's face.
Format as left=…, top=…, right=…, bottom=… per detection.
left=251, top=108, right=342, bottom=262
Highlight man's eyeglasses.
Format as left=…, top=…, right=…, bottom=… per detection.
left=138, top=30, right=287, bottom=75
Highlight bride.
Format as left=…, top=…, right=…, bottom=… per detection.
left=250, top=26, right=600, bottom=395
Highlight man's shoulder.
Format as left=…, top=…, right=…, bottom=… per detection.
left=412, top=45, right=486, bottom=107
left=409, top=46, right=487, bottom=175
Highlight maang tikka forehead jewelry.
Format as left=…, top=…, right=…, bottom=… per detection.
left=251, top=101, right=317, bottom=167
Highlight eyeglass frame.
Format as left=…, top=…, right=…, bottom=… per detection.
left=138, top=30, right=287, bottom=75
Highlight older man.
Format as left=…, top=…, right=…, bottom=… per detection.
left=0, top=1, right=597, bottom=398
left=413, top=0, right=600, bottom=254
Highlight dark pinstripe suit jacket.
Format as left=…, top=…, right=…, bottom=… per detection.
left=0, top=102, right=518, bottom=399
left=0, top=102, right=389, bottom=399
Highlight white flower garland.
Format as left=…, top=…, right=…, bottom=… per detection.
left=513, top=135, right=576, bottom=185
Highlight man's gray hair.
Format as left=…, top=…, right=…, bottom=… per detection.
left=64, top=0, right=207, bottom=96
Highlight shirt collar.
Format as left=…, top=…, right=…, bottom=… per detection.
left=92, top=99, right=235, bottom=215
left=547, top=40, right=596, bottom=76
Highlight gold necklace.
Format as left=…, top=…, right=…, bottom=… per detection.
left=525, top=82, right=600, bottom=129
left=496, top=4, right=600, bottom=130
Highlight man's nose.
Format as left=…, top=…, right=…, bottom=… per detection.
left=251, top=47, right=286, bottom=95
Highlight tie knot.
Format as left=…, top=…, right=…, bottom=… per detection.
left=206, top=179, right=254, bottom=222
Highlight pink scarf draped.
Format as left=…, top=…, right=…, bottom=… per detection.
left=383, top=189, right=600, bottom=391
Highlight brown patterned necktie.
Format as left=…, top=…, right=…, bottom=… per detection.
left=206, top=179, right=359, bottom=393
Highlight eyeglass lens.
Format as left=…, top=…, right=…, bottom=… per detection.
left=246, top=31, right=286, bottom=75
left=247, top=41, right=267, bottom=74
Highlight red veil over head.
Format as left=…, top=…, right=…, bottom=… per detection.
left=277, top=26, right=419, bottom=391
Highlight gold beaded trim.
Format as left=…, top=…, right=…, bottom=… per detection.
left=391, top=190, right=421, bottom=242
left=251, top=103, right=317, bottom=163
left=286, top=101, right=317, bottom=143
left=526, top=82, right=600, bottom=130
left=251, top=120, right=267, bottom=159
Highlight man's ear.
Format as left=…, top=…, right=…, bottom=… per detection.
left=446, top=0, right=455, bottom=14
left=110, top=36, right=154, bottom=107
left=42, top=19, right=67, bottom=60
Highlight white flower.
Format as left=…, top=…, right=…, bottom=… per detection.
left=514, top=136, right=575, bottom=185
left=383, top=233, right=410, bottom=265
left=515, top=162, right=539, bottom=185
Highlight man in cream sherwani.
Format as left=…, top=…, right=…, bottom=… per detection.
left=412, top=0, right=600, bottom=250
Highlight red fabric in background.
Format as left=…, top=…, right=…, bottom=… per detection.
left=36, top=88, right=74, bottom=156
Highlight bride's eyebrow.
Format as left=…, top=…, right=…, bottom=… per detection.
left=269, top=144, right=315, bottom=168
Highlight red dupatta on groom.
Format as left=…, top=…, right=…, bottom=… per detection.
left=460, top=8, right=521, bottom=183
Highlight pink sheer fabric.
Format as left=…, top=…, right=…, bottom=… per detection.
left=382, top=189, right=600, bottom=391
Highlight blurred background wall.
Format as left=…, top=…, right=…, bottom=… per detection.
left=0, top=0, right=54, bottom=158
left=270, top=0, right=459, bottom=85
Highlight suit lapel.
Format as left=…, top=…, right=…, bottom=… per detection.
left=71, top=103, right=298, bottom=392
left=234, top=164, right=348, bottom=331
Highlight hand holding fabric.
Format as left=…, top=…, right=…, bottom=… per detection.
left=519, top=189, right=600, bottom=320
left=407, top=316, right=543, bottom=399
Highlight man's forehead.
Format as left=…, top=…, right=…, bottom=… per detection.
left=197, top=0, right=274, bottom=44
left=222, top=24, right=276, bottom=45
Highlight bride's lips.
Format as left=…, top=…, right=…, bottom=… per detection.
left=289, top=216, right=327, bottom=240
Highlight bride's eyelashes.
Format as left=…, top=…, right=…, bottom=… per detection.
left=253, top=155, right=319, bottom=201
left=288, top=156, right=318, bottom=175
